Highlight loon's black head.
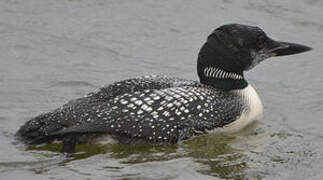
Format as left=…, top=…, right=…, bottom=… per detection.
left=197, top=24, right=312, bottom=90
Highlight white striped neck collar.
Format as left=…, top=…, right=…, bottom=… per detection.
left=203, top=66, right=243, bottom=80
left=201, top=66, right=247, bottom=90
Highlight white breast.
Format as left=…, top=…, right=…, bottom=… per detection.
left=220, top=84, right=263, bottom=133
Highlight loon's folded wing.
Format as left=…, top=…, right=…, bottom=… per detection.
left=29, top=123, right=107, bottom=145
left=16, top=75, right=196, bottom=144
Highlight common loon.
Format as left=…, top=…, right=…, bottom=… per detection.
left=16, top=24, right=311, bottom=153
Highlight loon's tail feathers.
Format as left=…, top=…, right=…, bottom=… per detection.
left=15, top=113, right=61, bottom=144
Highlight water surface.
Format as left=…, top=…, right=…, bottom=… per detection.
left=1, top=0, right=323, bottom=179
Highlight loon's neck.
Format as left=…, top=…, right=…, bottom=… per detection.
left=200, top=67, right=248, bottom=91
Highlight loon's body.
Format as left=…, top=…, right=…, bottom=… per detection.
left=16, top=24, right=311, bottom=152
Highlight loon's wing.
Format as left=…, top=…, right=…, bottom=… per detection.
left=28, top=86, right=243, bottom=150
left=16, top=75, right=196, bottom=143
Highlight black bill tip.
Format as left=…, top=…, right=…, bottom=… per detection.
left=272, top=41, right=312, bottom=56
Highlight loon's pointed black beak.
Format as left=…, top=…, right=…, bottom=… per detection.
left=269, top=40, right=312, bottom=56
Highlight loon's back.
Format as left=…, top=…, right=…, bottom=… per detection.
left=17, top=75, right=250, bottom=146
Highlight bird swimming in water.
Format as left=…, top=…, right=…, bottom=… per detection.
left=16, top=24, right=312, bottom=153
